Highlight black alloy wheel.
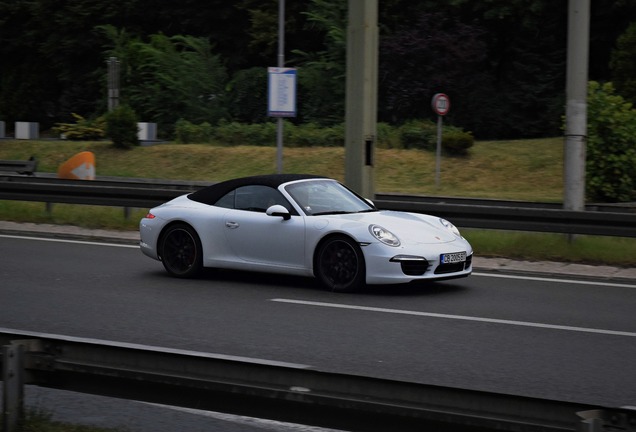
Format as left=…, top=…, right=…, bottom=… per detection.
left=315, top=235, right=365, bottom=292
left=160, top=224, right=203, bottom=278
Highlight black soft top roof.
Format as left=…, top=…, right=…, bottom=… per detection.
left=188, top=174, right=326, bottom=205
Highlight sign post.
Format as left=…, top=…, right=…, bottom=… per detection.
left=267, top=67, right=297, bottom=174
left=431, top=93, right=450, bottom=188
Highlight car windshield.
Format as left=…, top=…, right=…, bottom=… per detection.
left=285, top=180, right=376, bottom=216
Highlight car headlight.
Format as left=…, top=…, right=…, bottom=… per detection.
left=439, top=218, right=461, bottom=237
left=369, top=224, right=400, bottom=247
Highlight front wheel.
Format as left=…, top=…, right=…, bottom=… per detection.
left=159, top=224, right=203, bottom=278
left=315, top=236, right=365, bottom=292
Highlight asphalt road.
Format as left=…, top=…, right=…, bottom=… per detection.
left=2, top=234, right=636, bottom=430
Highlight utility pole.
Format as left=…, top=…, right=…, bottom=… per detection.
left=563, top=0, right=590, bottom=211
left=345, top=0, right=378, bottom=198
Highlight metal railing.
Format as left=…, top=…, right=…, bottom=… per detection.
left=2, top=328, right=633, bottom=432
left=0, top=175, right=634, bottom=237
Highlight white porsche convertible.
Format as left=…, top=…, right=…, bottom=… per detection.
left=140, top=174, right=472, bottom=291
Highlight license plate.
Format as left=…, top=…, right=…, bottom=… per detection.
left=440, top=252, right=466, bottom=264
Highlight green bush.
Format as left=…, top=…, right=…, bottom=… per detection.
left=212, top=120, right=275, bottom=146
left=376, top=122, right=399, bottom=148
left=53, top=113, right=106, bottom=140
left=442, top=128, right=474, bottom=156
left=288, top=123, right=344, bottom=147
left=211, top=121, right=346, bottom=147
left=105, top=105, right=139, bottom=149
left=174, top=119, right=213, bottom=143
left=398, top=120, right=437, bottom=150
left=242, top=122, right=278, bottom=146
left=586, top=81, right=636, bottom=202
left=208, top=120, right=477, bottom=152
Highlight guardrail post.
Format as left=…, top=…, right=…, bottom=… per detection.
left=578, top=416, right=603, bottom=432
left=577, top=408, right=636, bottom=432
left=2, top=343, right=25, bottom=432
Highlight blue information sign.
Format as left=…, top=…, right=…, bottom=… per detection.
left=268, top=67, right=297, bottom=117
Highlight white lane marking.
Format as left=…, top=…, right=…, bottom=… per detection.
left=0, top=234, right=138, bottom=248
left=473, top=271, right=636, bottom=289
left=271, top=299, right=636, bottom=338
left=140, top=402, right=345, bottom=432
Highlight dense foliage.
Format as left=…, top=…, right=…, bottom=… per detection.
left=611, top=22, right=636, bottom=106
left=0, top=0, right=635, bottom=140
left=586, top=82, right=636, bottom=202
left=105, top=104, right=139, bottom=148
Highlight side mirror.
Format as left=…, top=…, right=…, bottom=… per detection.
left=266, top=204, right=291, bottom=220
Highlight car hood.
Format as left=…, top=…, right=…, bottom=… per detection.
left=321, top=210, right=459, bottom=245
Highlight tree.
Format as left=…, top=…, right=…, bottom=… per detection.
left=102, top=31, right=228, bottom=133
left=292, top=0, right=348, bottom=125
left=379, top=12, right=489, bottom=129
left=226, top=67, right=268, bottom=124
left=610, top=22, right=636, bottom=105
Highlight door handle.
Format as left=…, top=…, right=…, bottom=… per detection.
left=225, top=221, right=239, bottom=229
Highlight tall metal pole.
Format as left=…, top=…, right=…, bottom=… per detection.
left=276, top=0, right=285, bottom=174
left=345, top=0, right=378, bottom=198
left=435, top=115, right=442, bottom=188
left=563, top=0, right=590, bottom=211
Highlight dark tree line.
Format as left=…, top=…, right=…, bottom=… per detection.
left=0, top=0, right=634, bottom=139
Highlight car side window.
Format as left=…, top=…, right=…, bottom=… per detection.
left=214, top=190, right=235, bottom=209
left=215, top=186, right=293, bottom=214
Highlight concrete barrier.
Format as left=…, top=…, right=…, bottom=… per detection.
left=137, top=122, right=157, bottom=141
left=15, top=122, right=39, bottom=140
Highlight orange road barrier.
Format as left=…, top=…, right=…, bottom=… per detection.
left=57, top=151, right=95, bottom=180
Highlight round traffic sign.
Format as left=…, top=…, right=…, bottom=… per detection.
left=431, top=93, right=450, bottom=116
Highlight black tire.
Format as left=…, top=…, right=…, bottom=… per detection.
left=315, top=236, right=366, bottom=292
left=159, top=224, right=203, bottom=278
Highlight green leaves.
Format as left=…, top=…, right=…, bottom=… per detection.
left=586, top=81, right=636, bottom=202
left=102, top=32, right=228, bottom=134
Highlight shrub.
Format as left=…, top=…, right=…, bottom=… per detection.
left=288, top=123, right=344, bottom=147
left=586, top=81, right=636, bottom=202
left=174, top=119, right=213, bottom=144
left=376, top=122, right=399, bottom=148
left=211, top=121, right=277, bottom=146
left=442, top=128, right=474, bottom=156
left=105, top=105, right=139, bottom=149
left=53, top=113, right=105, bottom=140
left=398, top=120, right=437, bottom=150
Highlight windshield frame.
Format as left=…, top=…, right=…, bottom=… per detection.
left=284, top=179, right=376, bottom=216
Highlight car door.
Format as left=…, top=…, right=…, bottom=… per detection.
left=221, top=186, right=306, bottom=269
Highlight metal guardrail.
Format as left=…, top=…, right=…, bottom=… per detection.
left=0, top=175, right=634, bottom=237
left=3, top=328, right=634, bottom=432
left=0, top=158, right=37, bottom=176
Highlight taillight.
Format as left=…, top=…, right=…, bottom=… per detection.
left=145, top=212, right=156, bottom=219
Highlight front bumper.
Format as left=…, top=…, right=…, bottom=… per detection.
left=362, top=242, right=473, bottom=285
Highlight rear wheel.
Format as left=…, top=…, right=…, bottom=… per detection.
left=160, top=224, right=203, bottom=278
left=315, top=236, right=365, bottom=292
